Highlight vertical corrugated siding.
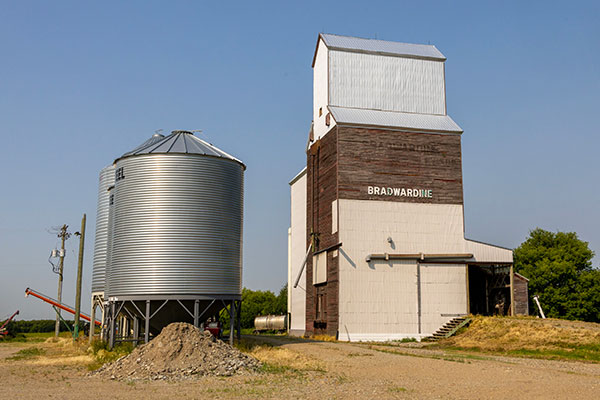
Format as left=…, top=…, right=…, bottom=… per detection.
left=329, top=50, right=446, bottom=115
left=337, top=200, right=467, bottom=340
left=105, top=186, right=115, bottom=295
left=91, top=164, right=115, bottom=293
left=289, top=173, right=307, bottom=333
left=107, top=154, right=244, bottom=297
left=420, top=263, right=467, bottom=335
left=314, top=38, right=328, bottom=124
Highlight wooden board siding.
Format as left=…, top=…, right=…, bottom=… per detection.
left=337, top=126, right=464, bottom=205
left=305, top=129, right=340, bottom=337
left=513, top=274, right=529, bottom=316
left=304, top=125, right=465, bottom=336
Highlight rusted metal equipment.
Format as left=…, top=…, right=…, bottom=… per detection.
left=25, top=288, right=101, bottom=326
left=0, top=310, right=19, bottom=337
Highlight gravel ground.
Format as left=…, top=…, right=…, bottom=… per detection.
left=2, top=335, right=599, bottom=399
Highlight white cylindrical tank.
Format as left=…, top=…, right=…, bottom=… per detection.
left=254, top=315, right=288, bottom=331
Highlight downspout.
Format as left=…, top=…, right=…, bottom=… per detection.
left=293, top=243, right=313, bottom=289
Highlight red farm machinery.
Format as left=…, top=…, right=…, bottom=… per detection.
left=0, top=310, right=19, bottom=337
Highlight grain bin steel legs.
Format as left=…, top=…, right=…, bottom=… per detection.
left=104, top=295, right=241, bottom=349
left=89, top=293, right=105, bottom=344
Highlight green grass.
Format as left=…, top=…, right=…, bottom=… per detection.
left=365, top=344, right=496, bottom=364
left=347, top=352, right=374, bottom=357
left=1, top=332, right=72, bottom=343
left=259, top=362, right=298, bottom=374
left=7, top=347, right=46, bottom=360
left=444, top=344, right=600, bottom=363
left=398, top=337, right=418, bottom=343
left=436, top=316, right=600, bottom=363
left=87, top=340, right=134, bottom=371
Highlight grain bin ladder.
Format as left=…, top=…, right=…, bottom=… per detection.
left=25, top=288, right=101, bottom=326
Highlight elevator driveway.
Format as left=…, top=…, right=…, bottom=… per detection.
left=2, top=336, right=599, bottom=399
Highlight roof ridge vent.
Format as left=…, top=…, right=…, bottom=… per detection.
left=153, top=129, right=165, bottom=138
left=171, top=129, right=203, bottom=135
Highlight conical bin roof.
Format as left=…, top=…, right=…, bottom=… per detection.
left=117, top=130, right=245, bottom=168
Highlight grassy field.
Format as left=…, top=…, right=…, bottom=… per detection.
left=3, top=322, right=600, bottom=398
left=6, top=316, right=600, bottom=365
left=436, top=316, right=600, bottom=363
left=1, top=331, right=75, bottom=343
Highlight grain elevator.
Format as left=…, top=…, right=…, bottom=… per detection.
left=288, top=34, right=528, bottom=341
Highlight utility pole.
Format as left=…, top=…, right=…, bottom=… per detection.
left=54, top=225, right=70, bottom=337
left=73, top=214, right=86, bottom=340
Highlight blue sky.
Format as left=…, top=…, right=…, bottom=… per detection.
left=1, top=1, right=598, bottom=319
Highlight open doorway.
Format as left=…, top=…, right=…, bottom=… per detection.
left=468, top=265, right=512, bottom=316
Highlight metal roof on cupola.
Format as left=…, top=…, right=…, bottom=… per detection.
left=313, top=33, right=446, bottom=66
left=117, top=130, right=245, bottom=168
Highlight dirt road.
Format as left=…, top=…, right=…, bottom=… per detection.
left=2, top=336, right=599, bottom=399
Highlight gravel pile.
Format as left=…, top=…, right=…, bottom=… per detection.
left=92, top=322, right=261, bottom=381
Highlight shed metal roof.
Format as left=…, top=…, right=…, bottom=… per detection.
left=289, top=166, right=307, bottom=186
left=314, top=34, right=446, bottom=66
left=328, top=106, right=462, bottom=134
left=117, top=130, right=245, bottom=167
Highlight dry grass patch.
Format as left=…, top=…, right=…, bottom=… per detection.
left=311, top=334, right=337, bottom=342
left=439, top=316, right=600, bottom=362
left=237, top=340, right=326, bottom=374
left=29, top=355, right=92, bottom=366
left=7, top=337, right=93, bottom=367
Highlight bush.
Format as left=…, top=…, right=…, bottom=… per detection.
left=515, top=228, right=600, bottom=322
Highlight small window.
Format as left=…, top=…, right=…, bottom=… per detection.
left=319, top=107, right=323, bottom=117
left=313, top=252, right=327, bottom=285
left=316, top=292, right=327, bottom=321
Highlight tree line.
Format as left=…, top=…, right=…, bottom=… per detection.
left=515, top=228, right=600, bottom=322
left=7, top=319, right=78, bottom=333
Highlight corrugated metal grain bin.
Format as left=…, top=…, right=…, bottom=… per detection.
left=91, top=164, right=115, bottom=293
left=106, top=130, right=245, bottom=298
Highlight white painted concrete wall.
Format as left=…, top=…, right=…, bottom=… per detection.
left=288, top=170, right=307, bottom=335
